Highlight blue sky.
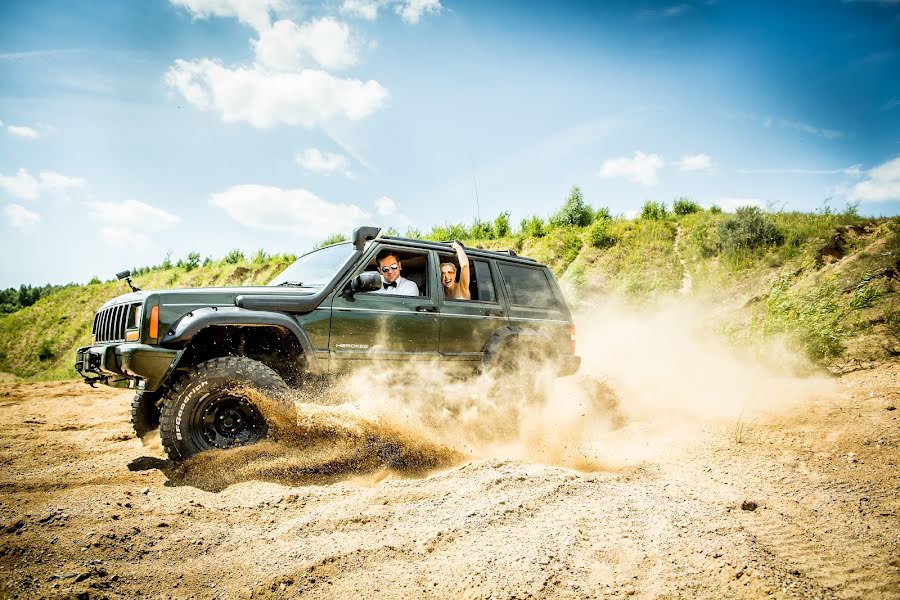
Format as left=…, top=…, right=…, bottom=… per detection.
left=1, top=0, right=899, bottom=288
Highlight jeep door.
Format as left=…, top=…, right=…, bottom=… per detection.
left=496, top=262, right=571, bottom=354
left=438, top=256, right=508, bottom=367
left=328, top=246, right=439, bottom=369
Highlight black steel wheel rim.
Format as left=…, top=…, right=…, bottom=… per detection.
left=193, top=394, right=267, bottom=450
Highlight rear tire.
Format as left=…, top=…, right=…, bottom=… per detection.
left=490, top=339, right=553, bottom=404
left=159, top=356, right=290, bottom=462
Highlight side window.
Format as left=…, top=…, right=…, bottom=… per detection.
left=498, top=264, right=558, bottom=309
left=438, top=255, right=497, bottom=302
left=472, top=260, right=496, bottom=302
left=361, top=248, right=429, bottom=297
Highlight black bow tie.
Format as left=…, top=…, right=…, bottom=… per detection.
left=384, top=281, right=397, bottom=288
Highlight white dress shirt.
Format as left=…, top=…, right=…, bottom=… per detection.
left=373, top=275, right=419, bottom=296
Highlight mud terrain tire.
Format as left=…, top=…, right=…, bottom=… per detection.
left=131, top=390, right=161, bottom=439
left=159, top=357, right=289, bottom=462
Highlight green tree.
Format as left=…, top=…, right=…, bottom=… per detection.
left=550, top=186, right=593, bottom=228
left=493, top=211, right=511, bottom=237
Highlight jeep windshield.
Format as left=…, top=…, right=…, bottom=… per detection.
left=267, top=242, right=356, bottom=288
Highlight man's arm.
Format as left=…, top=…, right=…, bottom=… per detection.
left=451, top=242, right=471, bottom=299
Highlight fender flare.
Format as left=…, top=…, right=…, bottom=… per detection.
left=160, top=306, right=318, bottom=371
left=480, top=326, right=553, bottom=371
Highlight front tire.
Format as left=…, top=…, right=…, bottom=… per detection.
left=159, top=357, right=290, bottom=462
left=131, top=390, right=162, bottom=439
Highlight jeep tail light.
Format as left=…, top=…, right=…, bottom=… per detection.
left=570, top=322, right=576, bottom=354
left=149, top=306, right=159, bottom=341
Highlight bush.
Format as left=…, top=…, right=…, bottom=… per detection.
left=222, top=249, right=245, bottom=264
left=521, top=215, right=546, bottom=238
left=594, top=207, right=612, bottom=222
left=469, top=220, right=494, bottom=239
left=718, top=206, right=783, bottom=252
left=640, top=200, right=668, bottom=221
left=550, top=186, right=593, bottom=228
left=708, top=204, right=722, bottom=214
left=184, top=252, right=201, bottom=271
left=588, top=219, right=616, bottom=248
left=672, top=197, right=702, bottom=216
left=37, top=340, right=54, bottom=361
left=252, top=249, right=268, bottom=264
left=493, top=212, right=511, bottom=237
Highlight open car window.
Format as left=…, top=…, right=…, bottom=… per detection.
left=359, top=248, right=429, bottom=297
left=438, top=254, right=497, bottom=302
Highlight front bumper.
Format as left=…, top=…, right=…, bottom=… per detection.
left=75, top=343, right=179, bottom=391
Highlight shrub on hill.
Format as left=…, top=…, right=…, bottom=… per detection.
left=550, top=186, right=594, bottom=228
left=672, top=197, right=702, bottom=216
left=641, top=200, right=668, bottom=221
left=718, top=206, right=783, bottom=252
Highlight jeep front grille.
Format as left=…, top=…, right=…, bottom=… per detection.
left=93, top=302, right=141, bottom=343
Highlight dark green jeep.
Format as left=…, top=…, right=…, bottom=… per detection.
left=75, top=226, right=580, bottom=461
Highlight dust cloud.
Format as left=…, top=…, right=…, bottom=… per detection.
left=180, top=297, right=836, bottom=488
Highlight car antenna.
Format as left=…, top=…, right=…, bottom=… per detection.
left=470, top=157, right=481, bottom=223
left=116, top=270, right=141, bottom=293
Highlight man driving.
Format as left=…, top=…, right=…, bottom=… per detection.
left=372, top=249, right=419, bottom=296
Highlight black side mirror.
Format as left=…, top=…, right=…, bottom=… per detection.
left=346, top=271, right=383, bottom=295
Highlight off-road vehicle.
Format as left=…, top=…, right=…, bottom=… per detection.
left=75, top=226, right=580, bottom=462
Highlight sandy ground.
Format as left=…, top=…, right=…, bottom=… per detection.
left=0, top=361, right=898, bottom=599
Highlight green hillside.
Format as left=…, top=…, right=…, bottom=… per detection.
left=1, top=203, right=898, bottom=381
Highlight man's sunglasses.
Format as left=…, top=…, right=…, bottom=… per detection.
left=380, top=264, right=399, bottom=273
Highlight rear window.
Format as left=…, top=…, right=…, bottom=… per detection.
left=498, top=264, right=558, bottom=309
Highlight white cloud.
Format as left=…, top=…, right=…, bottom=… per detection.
left=396, top=0, right=442, bottom=24
left=848, top=156, right=900, bottom=203
left=0, top=169, right=40, bottom=199
left=210, top=184, right=371, bottom=235
left=717, top=197, right=764, bottom=212
left=7, top=125, right=39, bottom=139
left=40, top=171, right=87, bottom=193
left=341, top=0, right=380, bottom=20
left=86, top=199, right=181, bottom=229
left=375, top=196, right=398, bottom=215
left=4, top=203, right=40, bottom=232
left=165, top=58, right=388, bottom=128
left=779, top=119, right=843, bottom=140
left=598, top=151, right=665, bottom=186
left=738, top=165, right=862, bottom=176
left=295, top=148, right=350, bottom=175
left=168, top=0, right=284, bottom=31
left=86, top=199, right=180, bottom=251
left=639, top=3, right=690, bottom=18
left=374, top=195, right=411, bottom=227
left=253, top=18, right=359, bottom=71
left=0, top=168, right=85, bottom=200
left=677, top=153, right=713, bottom=172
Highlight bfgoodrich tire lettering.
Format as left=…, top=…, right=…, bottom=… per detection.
left=159, top=356, right=289, bottom=462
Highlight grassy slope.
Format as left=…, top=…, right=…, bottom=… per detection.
left=0, top=258, right=293, bottom=380
left=1, top=214, right=898, bottom=381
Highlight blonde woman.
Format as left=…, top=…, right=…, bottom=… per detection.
left=440, top=241, right=471, bottom=300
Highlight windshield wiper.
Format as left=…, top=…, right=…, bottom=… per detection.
left=277, top=281, right=304, bottom=287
